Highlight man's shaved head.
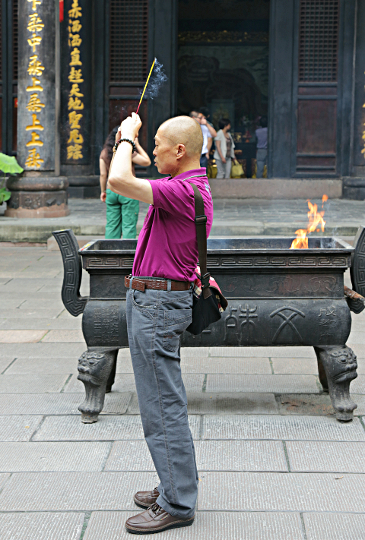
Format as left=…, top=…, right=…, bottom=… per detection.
left=158, top=116, right=203, bottom=158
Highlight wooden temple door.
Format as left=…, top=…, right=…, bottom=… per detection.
left=294, top=0, right=340, bottom=176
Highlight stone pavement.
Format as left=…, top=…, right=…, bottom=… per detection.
left=1, top=246, right=365, bottom=539
left=1, top=196, right=365, bottom=242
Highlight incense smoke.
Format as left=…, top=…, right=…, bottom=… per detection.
left=141, top=58, right=168, bottom=100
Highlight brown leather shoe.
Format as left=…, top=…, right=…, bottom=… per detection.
left=133, top=488, right=159, bottom=509
left=125, top=503, right=194, bottom=535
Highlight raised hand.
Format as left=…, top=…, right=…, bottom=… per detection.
left=119, top=113, right=142, bottom=141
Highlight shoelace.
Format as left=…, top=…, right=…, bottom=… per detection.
left=149, top=502, right=164, bottom=516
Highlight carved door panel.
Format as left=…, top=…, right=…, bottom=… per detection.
left=106, top=0, right=149, bottom=151
left=294, top=0, right=339, bottom=176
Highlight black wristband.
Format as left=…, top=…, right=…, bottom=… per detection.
left=114, top=138, right=136, bottom=153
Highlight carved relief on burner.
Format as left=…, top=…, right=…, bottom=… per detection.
left=224, top=304, right=258, bottom=344
left=308, top=276, right=338, bottom=293
left=270, top=306, right=305, bottom=344
left=223, top=277, right=238, bottom=293
left=85, top=257, right=134, bottom=269
left=207, top=255, right=349, bottom=269
left=91, top=305, right=120, bottom=345
left=318, top=305, right=337, bottom=339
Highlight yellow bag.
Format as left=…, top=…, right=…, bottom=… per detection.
left=231, top=159, right=244, bottom=178
left=207, top=162, right=217, bottom=179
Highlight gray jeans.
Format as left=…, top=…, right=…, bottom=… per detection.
left=216, top=157, right=231, bottom=178
left=126, top=284, right=198, bottom=519
left=256, top=148, right=267, bottom=178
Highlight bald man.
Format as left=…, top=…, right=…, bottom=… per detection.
left=108, top=114, right=213, bottom=535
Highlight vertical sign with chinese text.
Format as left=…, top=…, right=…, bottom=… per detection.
left=61, top=0, right=91, bottom=165
left=17, top=0, right=55, bottom=170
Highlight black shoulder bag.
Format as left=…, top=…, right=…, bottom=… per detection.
left=186, top=183, right=228, bottom=335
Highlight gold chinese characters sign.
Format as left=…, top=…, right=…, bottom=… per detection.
left=67, top=0, right=84, bottom=161
left=25, top=0, right=45, bottom=169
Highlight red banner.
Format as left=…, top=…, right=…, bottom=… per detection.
left=59, top=0, right=64, bottom=22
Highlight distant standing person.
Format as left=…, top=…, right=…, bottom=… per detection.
left=255, top=116, right=268, bottom=178
left=99, top=126, right=151, bottom=239
left=214, top=118, right=235, bottom=179
left=198, top=107, right=216, bottom=162
left=189, top=110, right=217, bottom=169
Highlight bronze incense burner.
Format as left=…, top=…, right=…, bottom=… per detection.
left=53, top=228, right=365, bottom=424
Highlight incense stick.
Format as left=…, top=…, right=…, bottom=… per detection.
left=136, top=58, right=156, bottom=114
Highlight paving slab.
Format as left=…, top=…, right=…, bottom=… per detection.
left=0, top=356, right=15, bottom=373
left=346, top=331, right=364, bottom=345
left=181, top=347, right=210, bottom=358
left=0, top=308, right=65, bottom=319
left=357, top=360, right=365, bottom=375
left=0, top=342, right=86, bottom=357
left=0, top=512, right=84, bottom=540
left=272, top=356, right=318, bottom=374
left=350, top=344, right=365, bottom=358
left=115, top=356, right=134, bottom=373
left=206, top=374, right=319, bottom=393
left=304, top=513, right=365, bottom=540
left=181, top=357, right=272, bottom=374
left=64, top=373, right=204, bottom=393
left=0, top=392, right=131, bottom=415
left=0, top=329, right=47, bottom=343
left=279, top=393, right=365, bottom=416
left=0, top=270, right=60, bottom=279
left=34, top=414, right=201, bottom=441
left=127, top=392, right=279, bottom=415
left=42, top=329, right=84, bottom=343
left=277, top=394, right=335, bottom=416
left=209, top=346, right=316, bottom=358
left=0, top=416, right=43, bottom=441
left=0, top=471, right=158, bottom=511
left=198, top=472, right=365, bottom=511
left=6, top=356, right=79, bottom=374
left=0, top=442, right=111, bottom=472
left=1, top=278, right=63, bottom=293
left=0, top=373, right=69, bottom=393
left=351, top=375, right=365, bottom=394
left=117, top=348, right=131, bottom=358
left=353, top=395, right=365, bottom=415
left=0, top=318, right=82, bottom=330
left=0, top=472, right=10, bottom=489
left=286, top=441, right=365, bottom=473
left=19, top=299, right=65, bottom=311
left=194, top=440, right=288, bottom=471
left=0, top=298, right=25, bottom=309
left=202, top=415, right=365, bottom=441
left=104, top=441, right=155, bottom=471
left=64, top=374, right=137, bottom=393
left=83, top=511, right=304, bottom=540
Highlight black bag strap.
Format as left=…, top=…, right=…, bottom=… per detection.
left=189, top=183, right=212, bottom=299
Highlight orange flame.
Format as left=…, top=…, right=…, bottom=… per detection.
left=290, top=195, right=328, bottom=249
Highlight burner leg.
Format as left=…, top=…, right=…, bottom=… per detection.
left=106, top=356, right=117, bottom=393
left=316, top=351, right=329, bottom=392
left=314, top=345, right=358, bottom=422
left=77, top=348, right=118, bottom=423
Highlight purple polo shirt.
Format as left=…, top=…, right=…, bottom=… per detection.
left=132, top=168, right=213, bottom=282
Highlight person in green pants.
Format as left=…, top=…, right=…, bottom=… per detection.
left=99, top=126, right=151, bottom=239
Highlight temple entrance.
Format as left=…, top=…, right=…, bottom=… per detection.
left=177, top=0, right=270, bottom=177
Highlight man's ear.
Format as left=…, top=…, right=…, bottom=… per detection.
left=176, top=143, right=186, bottom=160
